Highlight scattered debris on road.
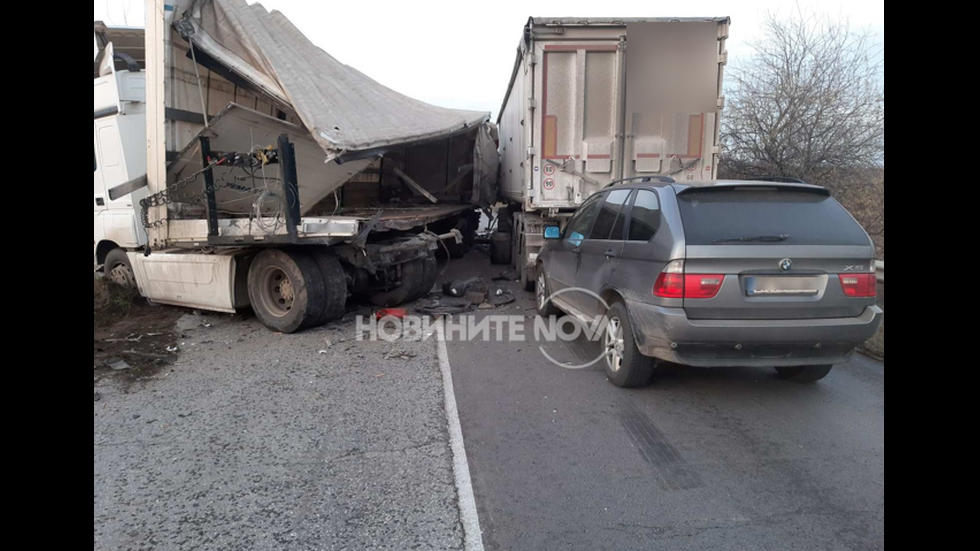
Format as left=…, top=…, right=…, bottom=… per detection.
left=416, top=297, right=474, bottom=316
left=385, top=349, right=419, bottom=360
left=492, top=291, right=516, bottom=307
left=443, top=277, right=485, bottom=298
left=492, top=270, right=517, bottom=282
left=104, top=357, right=132, bottom=371
left=376, top=308, right=408, bottom=320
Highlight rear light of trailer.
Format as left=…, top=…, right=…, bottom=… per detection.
left=839, top=273, right=877, bottom=297
left=653, top=260, right=724, bottom=299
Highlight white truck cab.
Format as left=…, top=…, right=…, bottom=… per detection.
left=94, top=35, right=147, bottom=280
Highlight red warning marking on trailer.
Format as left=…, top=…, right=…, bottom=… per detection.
left=543, top=178, right=556, bottom=190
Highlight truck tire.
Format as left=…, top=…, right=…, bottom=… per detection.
left=310, top=250, right=349, bottom=325
left=461, top=210, right=479, bottom=250
left=774, top=365, right=834, bottom=383
left=511, top=214, right=534, bottom=291
left=603, top=301, right=656, bottom=388
left=104, top=248, right=137, bottom=289
left=247, top=248, right=326, bottom=333
left=448, top=216, right=476, bottom=259
left=490, top=231, right=512, bottom=265
left=446, top=237, right=466, bottom=259
left=412, top=253, right=438, bottom=301
left=518, top=232, right=534, bottom=291
left=370, top=259, right=425, bottom=307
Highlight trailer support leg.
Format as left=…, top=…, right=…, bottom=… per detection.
left=278, top=133, right=301, bottom=240
left=200, top=136, right=219, bottom=237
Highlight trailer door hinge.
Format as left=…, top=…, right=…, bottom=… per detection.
left=528, top=98, right=537, bottom=110
left=528, top=53, right=537, bottom=66
left=527, top=146, right=537, bottom=158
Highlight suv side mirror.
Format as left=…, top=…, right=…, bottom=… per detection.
left=544, top=226, right=561, bottom=240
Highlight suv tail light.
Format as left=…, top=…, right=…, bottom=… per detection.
left=653, top=261, right=685, bottom=298
left=839, top=274, right=877, bottom=297
left=653, top=260, right=725, bottom=299
left=685, top=274, right=725, bottom=299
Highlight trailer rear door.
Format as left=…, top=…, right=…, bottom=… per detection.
left=537, top=40, right=626, bottom=206
left=623, top=21, right=724, bottom=183
left=533, top=20, right=726, bottom=208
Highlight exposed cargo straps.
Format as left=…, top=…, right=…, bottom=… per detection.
left=139, top=146, right=281, bottom=229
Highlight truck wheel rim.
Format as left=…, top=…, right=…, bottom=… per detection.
left=605, top=317, right=624, bottom=372
left=108, top=262, right=135, bottom=288
left=260, top=267, right=294, bottom=317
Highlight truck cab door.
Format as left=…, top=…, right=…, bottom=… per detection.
left=94, top=115, right=146, bottom=248
left=94, top=122, right=107, bottom=213
left=94, top=123, right=107, bottom=261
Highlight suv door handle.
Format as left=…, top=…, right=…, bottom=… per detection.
left=572, top=247, right=581, bottom=255
left=604, top=250, right=616, bottom=258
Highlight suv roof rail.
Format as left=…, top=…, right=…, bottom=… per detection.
left=603, top=175, right=676, bottom=188
left=739, top=176, right=808, bottom=184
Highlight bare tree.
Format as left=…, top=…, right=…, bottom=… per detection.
left=720, top=11, right=883, bottom=184
left=719, top=10, right=884, bottom=257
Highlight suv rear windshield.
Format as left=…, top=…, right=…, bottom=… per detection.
left=677, top=188, right=870, bottom=246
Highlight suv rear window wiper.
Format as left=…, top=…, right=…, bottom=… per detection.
left=712, top=234, right=790, bottom=244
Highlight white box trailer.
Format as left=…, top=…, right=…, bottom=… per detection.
left=94, top=1, right=498, bottom=332
left=496, top=17, right=729, bottom=289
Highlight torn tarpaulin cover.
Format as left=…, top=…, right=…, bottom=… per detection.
left=182, top=0, right=489, bottom=162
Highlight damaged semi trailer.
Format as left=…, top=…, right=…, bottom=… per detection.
left=496, top=17, right=729, bottom=289
left=94, top=0, right=497, bottom=332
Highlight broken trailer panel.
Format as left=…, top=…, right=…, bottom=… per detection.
left=94, top=0, right=496, bottom=332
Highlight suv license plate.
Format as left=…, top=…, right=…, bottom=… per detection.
left=745, top=276, right=820, bottom=297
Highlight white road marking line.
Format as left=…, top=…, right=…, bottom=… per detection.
left=436, top=319, right=485, bottom=551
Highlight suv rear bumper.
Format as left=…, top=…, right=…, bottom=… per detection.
left=626, top=301, right=883, bottom=368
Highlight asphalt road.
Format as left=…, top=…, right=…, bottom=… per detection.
left=442, top=254, right=885, bottom=551
left=94, top=251, right=884, bottom=550
left=94, top=309, right=464, bottom=551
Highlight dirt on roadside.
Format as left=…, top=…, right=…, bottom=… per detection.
left=94, top=276, right=184, bottom=389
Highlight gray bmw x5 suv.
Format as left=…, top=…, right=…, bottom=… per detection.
left=535, top=179, right=882, bottom=388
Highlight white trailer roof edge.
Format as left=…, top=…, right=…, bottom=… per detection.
left=528, top=16, right=731, bottom=26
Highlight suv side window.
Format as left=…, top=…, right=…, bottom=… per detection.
left=564, top=193, right=604, bottom=246
left=627, top=190, right=661, bottom=241
left=589, top=189, right=632, bottom=241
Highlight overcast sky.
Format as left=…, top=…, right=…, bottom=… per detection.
left=95, top=0, right=884, bottom=119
